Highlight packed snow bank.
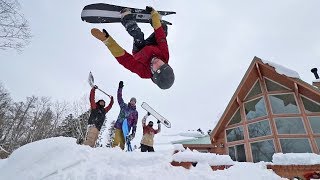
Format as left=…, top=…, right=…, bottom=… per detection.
left=272, top=153, right=320, bottom=165
left=0, top=137, right=282, bottom=180
left=172, top=149, right=234, bottom=166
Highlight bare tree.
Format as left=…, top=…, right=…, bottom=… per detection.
left=0, top=0, right=31, bottom=51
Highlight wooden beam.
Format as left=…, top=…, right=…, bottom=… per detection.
left=294, top=82, right=299, bottom=96
left=255, top=63, right=263, bottom=80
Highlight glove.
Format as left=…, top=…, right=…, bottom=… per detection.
left=157, top=120, right=161, bottom=124
left=149, top=7, right=161, bottom=29
left=102, top=29, right=110, bottom=38
left=93, top=85, right=98, bottom=89
left=128, top=133, right=135, bottom=141
left=146, top=6, right=154, bottom=13
left=147, top=112, right=151, bottom=116
left=119, top=81, right=124, bottom=88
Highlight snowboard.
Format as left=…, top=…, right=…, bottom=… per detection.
left=141, top=102, right=171, bottom=128
left=122, top=119, right=133, bottom=151
left=81, top=3, right=176, bottom=25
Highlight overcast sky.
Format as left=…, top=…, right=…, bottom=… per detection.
left=1, top=0, right=320, bottom=137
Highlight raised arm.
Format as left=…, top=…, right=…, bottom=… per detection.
left=142, top=113, right=149, bottom=127
left=90, top=87, right=97, bottom=109
left=156, top=120, right=161, bottom=134
left=117, top=81, right=126, bottom=109
left=150, top=8, right=169, bottom=63
left=104, top=96, right=114, bottom=112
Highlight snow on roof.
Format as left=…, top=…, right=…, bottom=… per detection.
left=172, top=149, right=234, bottom=166
left=166, top=130, right=206, bottom=138
left=261, top=59, right=300, bottom=79
left=272, top=153, right=320, bottom=165
left=313, top=79, right=320, bottom=83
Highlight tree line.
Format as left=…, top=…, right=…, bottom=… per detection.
left=0, top=83, right=92, bottom=158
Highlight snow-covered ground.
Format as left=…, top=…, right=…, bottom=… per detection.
left=0, top=137, right=283, bottom=180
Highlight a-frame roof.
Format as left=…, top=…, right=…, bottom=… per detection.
left=210, top=56, right=320, bottom=141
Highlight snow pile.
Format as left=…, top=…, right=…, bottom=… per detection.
left=272, top=153, right=320, bottom=165
left=172, top=149, right=234, bottom=166
left=166, top=130, right=206, bottom=138
left=0, top=137, right=283, bottom=180
left=173, top=144, right=186, bottom=152
left=313, top=79, right=320, bottom=83
left=262, top=59, right=300, bottom=79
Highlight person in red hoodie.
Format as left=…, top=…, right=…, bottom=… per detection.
left=91, top=6, right=175, bottom=89
left=140, top=112, right=161, bottom=152
left=83, top=85, right=114, bottom=147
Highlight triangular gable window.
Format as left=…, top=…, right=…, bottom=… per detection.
left=301, top=96, right=320, bottom=113
left=245, top=80, right=262, bottom=100
left=265, top=78, right=289, bottom=92
left=228, top=108, right=242, bottom=126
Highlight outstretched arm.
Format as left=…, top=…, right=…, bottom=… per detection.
left=117, top=82, right=126, bottom=109
left=129, top=111, right=139, bottom=138
left=105, top=36, right=150, bottom=78
left=90, top=87, right=97, bottom=109
left=156, top=120, right=161, bottom=134
left=142, top=113, right=149, bottom=127
left=150, top=8, right=169, bottom=63
left=104, top=96, right=114, bottom=112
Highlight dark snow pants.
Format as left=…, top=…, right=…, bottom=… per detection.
left=140, top=143, right=155, bottom=152
left=121, top=15, right=168, bottom=53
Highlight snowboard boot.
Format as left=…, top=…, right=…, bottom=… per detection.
left=91, top=28, right=109, bottom=42
left=120, top=8, right=136, bottom=26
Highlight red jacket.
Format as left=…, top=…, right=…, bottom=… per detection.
left=90, top=87, right=114, bottom=112
left=115, top=27, right=169, bottom=79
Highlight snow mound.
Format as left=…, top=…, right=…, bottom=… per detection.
left=272, top=153, right=320, bottom=165
left=0, top=137, right=282, bottom=180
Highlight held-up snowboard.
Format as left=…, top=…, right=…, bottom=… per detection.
left=81, top=3, right=176, bottom=25
left=141, top=102, right=171, bottom=128
left=122, top=119, right=133, bottom=152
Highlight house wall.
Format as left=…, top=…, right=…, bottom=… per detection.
left=211, top=60, right=320, bottom=163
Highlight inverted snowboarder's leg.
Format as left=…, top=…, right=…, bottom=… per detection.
left=83, top=125, right=99, bottom=148
left=120, top=9, right=146, bottom=53
left=112, top=128, right=125, bottom=150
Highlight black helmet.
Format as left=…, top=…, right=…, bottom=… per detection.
left=152, top=64, right=175, bottom=89
left=97, top=99, right=105, bottom=107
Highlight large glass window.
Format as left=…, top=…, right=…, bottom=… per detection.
left=280, top=139, right=312, bottom=153
left=226, top=126, right=244, bottom=142
left=265, top=78, right=289, bottom=92
left=228, top=108, right=242, bottom=126
left=245, top=80, right=262, bottom=100
left=228, top=144, right=246, bottom=162
left=275, top=117, right=306, bottom=134
left=269, top=94, right=300, bottom=114
left=301, top=96, right=320, bottom=113
left=248, top=120, right=272, bottom=138
left=308, top=116, right=320, bottom=134
left=251, top=140, right=275, bottom=163
left=244, top=97, right=267, bottom=120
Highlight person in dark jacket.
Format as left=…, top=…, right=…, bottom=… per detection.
left=83, top=85, right=114, bottom=147
left=91, top=7, right=175, bottom=90
left=140, top=112, right=161, bottom=152
left=112, top=81, right=138, bottom=150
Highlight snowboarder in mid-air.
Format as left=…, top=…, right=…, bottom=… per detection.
left=83, top=85, right=114, bottom=147
left=91, top=6, right=175, bottom=89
